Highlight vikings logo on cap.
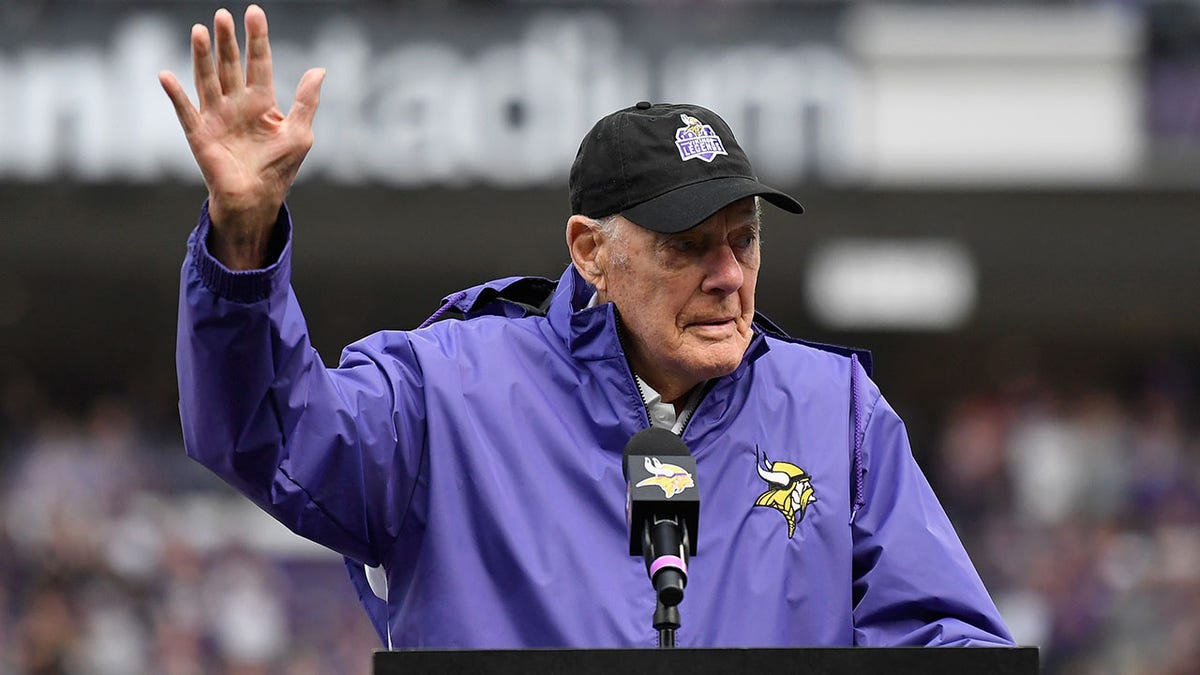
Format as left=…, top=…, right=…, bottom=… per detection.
left=753, top=447, right=817, bottom=539
left=636, top=456, right=695, bottom=498
left=675, top=113, right=728, bottom=163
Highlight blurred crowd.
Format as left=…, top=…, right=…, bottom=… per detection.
left=1, top=354, right=1198, bottom=674
left=929, top=359, right=1200, bottom=675
left=0, top=390, right=376, bottom=675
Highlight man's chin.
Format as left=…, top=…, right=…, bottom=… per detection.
left=679, top=343, right=747, bottom=380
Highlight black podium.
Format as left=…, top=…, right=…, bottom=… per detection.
left=374, top=647, right=1039, bottom=674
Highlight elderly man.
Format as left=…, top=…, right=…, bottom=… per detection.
left=165, top=5, right=1013, bottom=649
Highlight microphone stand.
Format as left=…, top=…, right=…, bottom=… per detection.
left=654, top=601, right=680, bottom=647
left=643, top=517, right=689, bottom=648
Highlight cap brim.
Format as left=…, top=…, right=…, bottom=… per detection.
left=621, top=176, right=803, bottom=234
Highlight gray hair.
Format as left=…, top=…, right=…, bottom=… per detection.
left=591, top=214, right=621, bottom=238
left=590, top=214, right=629, bottom=268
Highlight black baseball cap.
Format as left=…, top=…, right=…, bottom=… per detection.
left=568, top=101, right=803, bottom=234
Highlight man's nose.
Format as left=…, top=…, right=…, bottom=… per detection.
left=701, top=244, right=744, bottom=294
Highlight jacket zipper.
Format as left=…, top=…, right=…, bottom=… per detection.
left=615, top=319, right=655, bottom=429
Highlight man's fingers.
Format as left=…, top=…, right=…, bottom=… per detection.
left=191, top=24, right=220, bottom=108
left=288, top=67, right=326, bottom=130
left=244, top=4, right=273, bottom=89
left=159, top=71, right=201, bottom=133
left=213, top=8, right=245, bottom=94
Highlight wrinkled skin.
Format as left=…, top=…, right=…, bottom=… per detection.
left=567, top=198, right=761, bottom=405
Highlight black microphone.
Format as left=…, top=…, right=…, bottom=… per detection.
left=622, top=427, right=700, bottom=608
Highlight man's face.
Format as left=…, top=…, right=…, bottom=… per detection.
left=595, top=198, right=760, bottom=402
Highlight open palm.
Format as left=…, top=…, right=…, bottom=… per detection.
left=160, top=5, right=324, bottom=269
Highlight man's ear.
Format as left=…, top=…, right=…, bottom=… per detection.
left=566, top=215, right=607, bottom=291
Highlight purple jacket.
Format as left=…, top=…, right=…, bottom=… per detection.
left=177, top=204, right=1013, bottom=649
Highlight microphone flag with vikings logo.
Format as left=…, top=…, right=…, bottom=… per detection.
left=623, top=427, right=699, bottom=556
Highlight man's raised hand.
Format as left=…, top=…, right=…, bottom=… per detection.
left=159, top=5, right=324, bottom=269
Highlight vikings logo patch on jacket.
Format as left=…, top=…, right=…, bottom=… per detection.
left=753, top=449, right=817, bottom=539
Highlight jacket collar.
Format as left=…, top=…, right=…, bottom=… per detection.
left=547, top=266, right=626, bottom=361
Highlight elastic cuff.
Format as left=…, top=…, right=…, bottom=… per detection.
left=190, top=200, right=291, bottom=304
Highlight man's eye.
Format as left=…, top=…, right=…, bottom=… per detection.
left=670, top=239, right=697, bottom=253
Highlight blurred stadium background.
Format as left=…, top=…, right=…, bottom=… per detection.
left=2, top=0, right=1199, bottom=672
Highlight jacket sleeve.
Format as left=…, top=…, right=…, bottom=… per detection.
left=849, top=361, right=1014, bottom=646
left=176, top=202, right=427, bottom=567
